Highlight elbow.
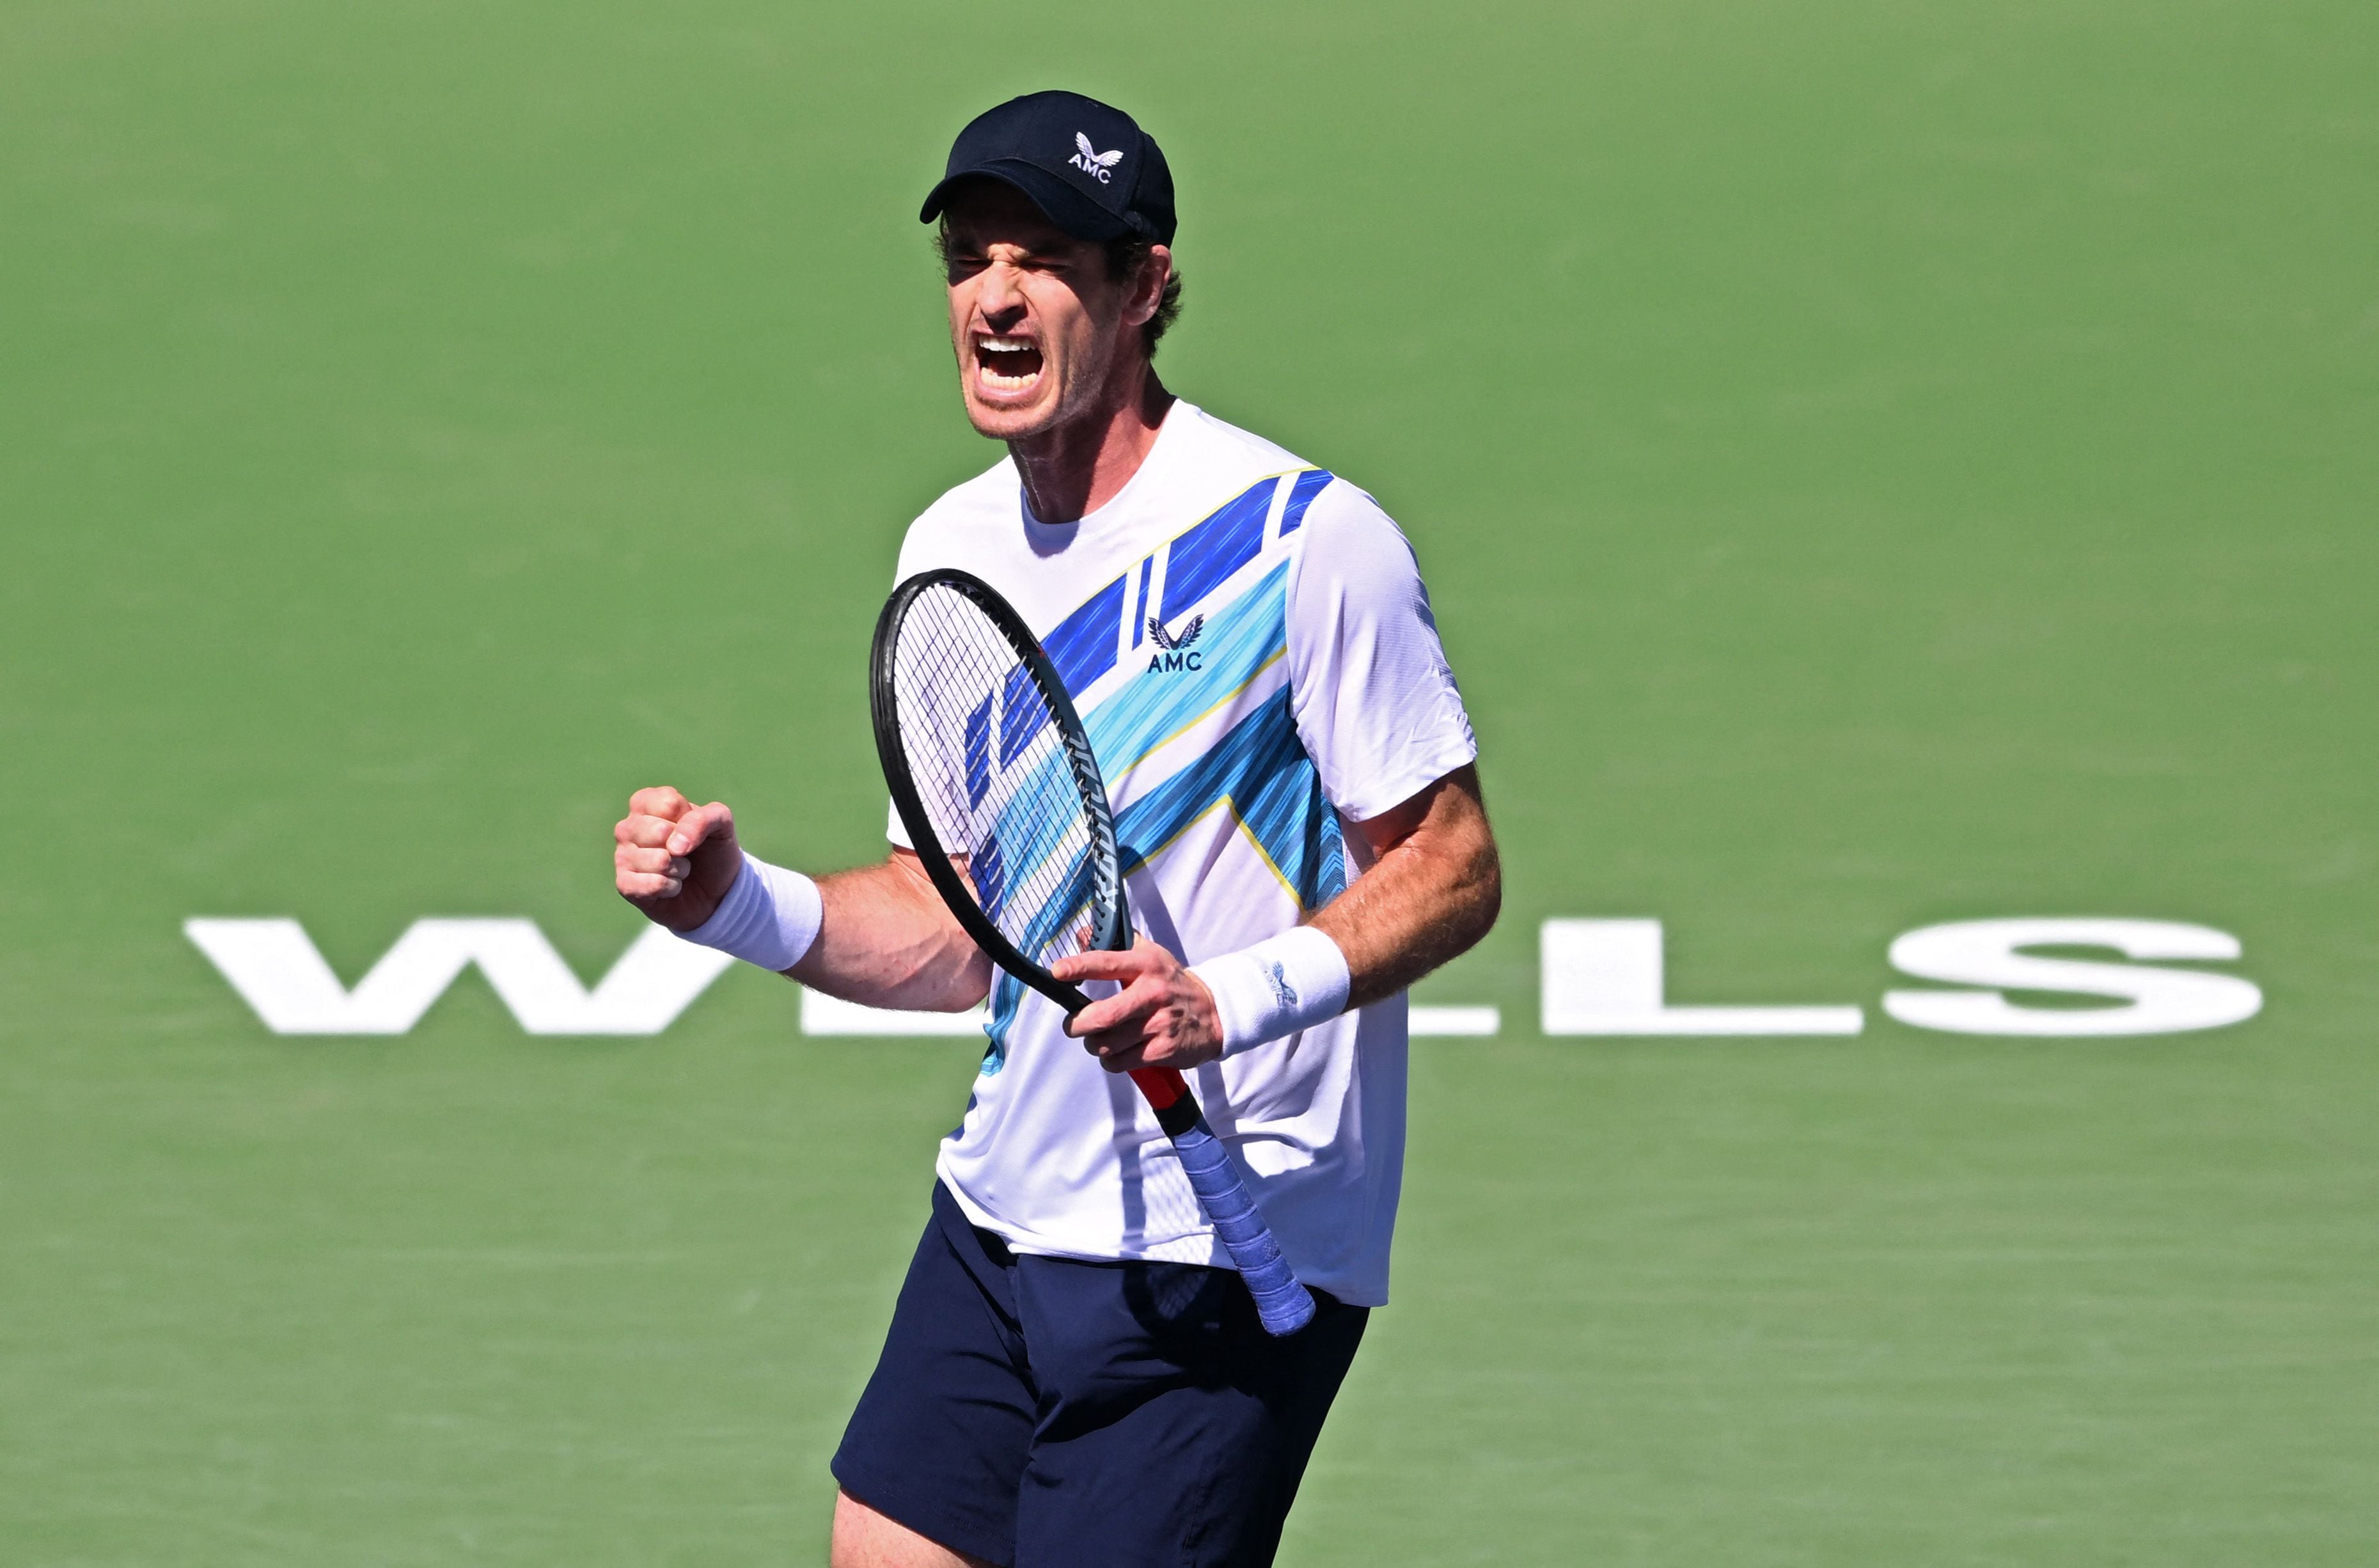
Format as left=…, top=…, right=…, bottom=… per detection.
left=909, top=952, right=993, bottom=1014
left=940, top=947, right=997, bottom=1013
left=1469, top=840, right=1504, bottom=947
left=1430, top=829, right=1500, bottom=968
left=847, top=945, right=993, bottom=1015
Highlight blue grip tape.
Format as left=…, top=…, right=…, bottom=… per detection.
left=1169, top=1120, right=1317, bottom=1337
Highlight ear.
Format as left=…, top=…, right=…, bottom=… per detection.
left=1122, top=244, right=1172, bottom=327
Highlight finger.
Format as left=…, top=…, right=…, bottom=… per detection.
left=1089, top=1033, right=1159, bottom=1072
left=1051, top=927, right=1172, bottom=981
left=616, top=870, right=684, bottom=900
left=627, top=785, right=693, bottom=822
left=665, top=801, right=735, bottom=857
left=616, top=813, right=682, bottom=849
left=616, top=845, right=691, bottom=879
left=1051, top=947, right=1159, bottom=985
left=1064, top=975, right=1165, bottom=1039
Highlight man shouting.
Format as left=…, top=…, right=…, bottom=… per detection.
left=613, top=90, right=1499, bottom=1568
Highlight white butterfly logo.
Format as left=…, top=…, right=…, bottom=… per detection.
left=1069, top=132, right=1124, bottom=182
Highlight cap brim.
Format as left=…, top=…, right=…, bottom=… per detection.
left=918, top=161, right=1134, bottom=242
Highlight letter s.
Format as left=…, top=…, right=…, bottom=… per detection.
left=1883, top=919, right=2262, bottom=1037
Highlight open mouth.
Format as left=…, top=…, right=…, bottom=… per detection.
left=973, top=334, right=1044, bottom=392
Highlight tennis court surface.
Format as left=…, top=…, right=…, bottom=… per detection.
left=4, top=3, right=2373, bottom=1562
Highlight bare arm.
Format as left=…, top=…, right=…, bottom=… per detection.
left=613, top=786, right=991, bottom=1013
left=796, top=852, right=993, bottom=1012
left=1053, top=763, right=1502, bottom=1069
left=1312, top=762, right=1502, bottom=1008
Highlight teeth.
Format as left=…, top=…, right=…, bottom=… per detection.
left=975, top=334, right=1039, bottom=392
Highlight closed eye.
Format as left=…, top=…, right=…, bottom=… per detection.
left=945, top=251, right=1074, bottom=285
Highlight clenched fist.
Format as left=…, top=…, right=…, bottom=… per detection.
left=614, top=786, right=744, bottom=932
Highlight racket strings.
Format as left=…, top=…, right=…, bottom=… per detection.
left=893, top=586, right=1103, bottom=972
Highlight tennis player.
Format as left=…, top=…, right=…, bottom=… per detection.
left=613, top=90, right=1500, bottom=1568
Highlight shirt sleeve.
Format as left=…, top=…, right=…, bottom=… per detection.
left=1284, top=480, right=1479, bottom=821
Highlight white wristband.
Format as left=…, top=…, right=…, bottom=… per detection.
left=1190, top=927, right=1352, bottom=1056
left=677, top=852, right=822, bottom=973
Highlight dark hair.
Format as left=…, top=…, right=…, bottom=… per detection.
left=934, top=221, right=1184, bottom=359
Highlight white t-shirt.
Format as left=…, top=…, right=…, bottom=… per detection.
left=886, top=400, right=1476, bottom=1306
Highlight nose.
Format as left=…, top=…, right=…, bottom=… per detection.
left=976, top=261, right=1028, bottom=333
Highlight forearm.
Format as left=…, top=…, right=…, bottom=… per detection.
left=790, top=853, right=993, bottom=1012
left=1051, top=767, right=1499, bottom=1070
left=618, top=790, right=989, bottom=1013
left=1310, top=769, right=1502, bottom=1009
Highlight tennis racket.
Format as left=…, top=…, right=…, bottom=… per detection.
left=870, top=567, right=1317, bottom=1337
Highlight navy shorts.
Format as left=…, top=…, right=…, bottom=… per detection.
left=831, top=1182, right=1369, bottom=1567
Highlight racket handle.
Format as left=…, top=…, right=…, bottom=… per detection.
left=1130, top=1068, right=1317, bottom=1337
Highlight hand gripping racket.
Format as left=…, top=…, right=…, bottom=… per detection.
left=870, top=567, right=1317, bottom=1337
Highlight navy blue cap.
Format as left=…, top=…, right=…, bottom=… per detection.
left=920, top=90, right=1175, bottom=246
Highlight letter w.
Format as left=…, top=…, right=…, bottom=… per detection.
left=183, top=918, right=736, bottom=1035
